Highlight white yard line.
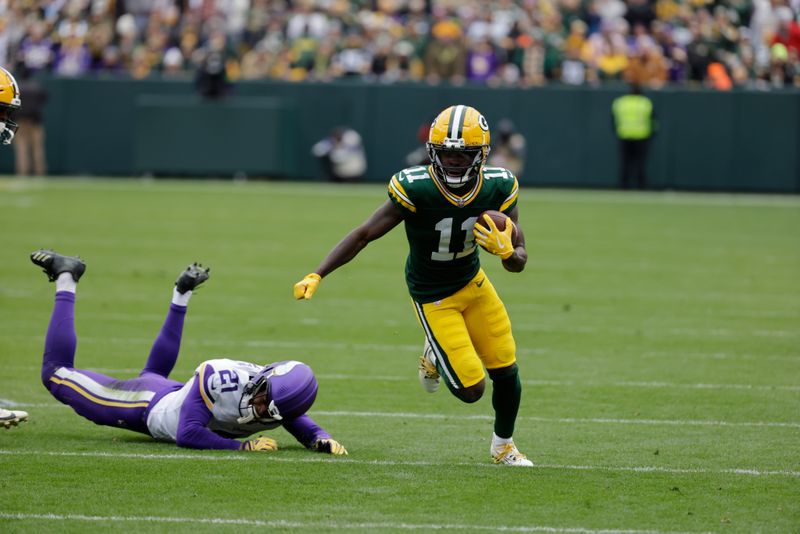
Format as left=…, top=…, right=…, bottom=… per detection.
left=0, top=512, right=716, bottom=534
left=8, top=321, right=800, bottom=353
left=0, top=450, right=796, bottom=479
left=7, top=333, right=800, bottom=361
left=11, top=177, right=800, bottom=207
left=608, top=381, right=800, bottom=392
left=6, top=344, right=798, bottom=369
left=3, top=363, right=798, bottom=391
left=311, top=411, right=800, bottom=429
left=2, top=400, right=798, bottom=429
left=529, top=189, right=800, bottom=208
left=641, top=351, right=799, bottom=363
left=31, top=335, right=430, bottom=353
left=511, top=323, right=800, bottom=339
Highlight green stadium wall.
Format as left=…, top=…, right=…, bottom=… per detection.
left=1, top=77, right=798, bottom=192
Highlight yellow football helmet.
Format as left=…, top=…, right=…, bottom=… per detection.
left=427, top=105, right=491, bottom=189
left=0, top=66, right=21, bottom=145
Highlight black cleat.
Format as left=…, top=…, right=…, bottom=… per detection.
left=176, top=263, right=210, bottom=294
left=30, top=249, right=86, bottom=282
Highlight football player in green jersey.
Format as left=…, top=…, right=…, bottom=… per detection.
left=1, top=67, right=28, bottom=429
left=294, top=105, right=532, bottom=466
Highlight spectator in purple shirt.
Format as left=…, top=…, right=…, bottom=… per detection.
left=54, top=35, right=91, bottom=77
left=466, top=38, right=500, bottom=83
left=18, top=21, right=54, bottom=74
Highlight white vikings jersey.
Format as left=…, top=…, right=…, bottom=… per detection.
left=146, top=358, right=281, bottom=442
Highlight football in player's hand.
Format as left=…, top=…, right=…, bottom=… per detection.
left=475, top=210, right=517, bottom=240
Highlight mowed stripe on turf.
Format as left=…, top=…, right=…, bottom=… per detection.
left=0, top=450, right=797, bottom=478
left=0, top=513, right=716, bottom=534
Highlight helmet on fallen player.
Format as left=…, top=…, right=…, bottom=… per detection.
left=237, top=361, right=318, bottom=424
left=0, top=66, right=21, bottom=146
left=427, top=105, right=491, bottom=189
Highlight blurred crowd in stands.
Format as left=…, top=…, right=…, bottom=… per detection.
left=2, top=0, right=799, bottom=90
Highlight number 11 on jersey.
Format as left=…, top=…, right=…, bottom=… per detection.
left=432, top=217, right=478, bottom=261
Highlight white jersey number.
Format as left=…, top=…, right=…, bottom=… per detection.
left=431, top=217, right=478, bottom=261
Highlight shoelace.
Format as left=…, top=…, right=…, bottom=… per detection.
left=419, top=357, right=439, bottom=378
left=493, top=444, right=526, bottom=462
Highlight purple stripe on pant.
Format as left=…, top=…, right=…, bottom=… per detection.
left=42, top=292, right=184, bottom=435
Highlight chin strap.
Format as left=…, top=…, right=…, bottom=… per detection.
left=236, top=409, right=256, bottom=425
left=441, top=172, right=479, bottom=192
left=236, top=403, right=281, bottom=425
left=444, top=177, right=471, bottom=189
left=266, top=400, right=283, bottom=420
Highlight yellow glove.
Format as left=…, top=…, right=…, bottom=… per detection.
left=241, top=436, right=278, bottom=452
left=293, top=273, right=321, bottom=300
left=312, top=438, right=348, bottom=456
left=473, top=214, right=515, bottom=260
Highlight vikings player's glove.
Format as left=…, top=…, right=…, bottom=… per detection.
left=312, top=438, right=348, bottom=456
left=241, top=436, right=278, bottom=452
left=293, top=273, right=321, bottom=300
left=473, top=214, right=515, bottom=260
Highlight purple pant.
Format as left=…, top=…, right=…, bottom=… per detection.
left=42, top=292, right=184, bottom=435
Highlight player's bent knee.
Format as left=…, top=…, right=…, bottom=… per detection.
left=40, top=362, right=60, bottom=390
left=488, top=363, right=518, bottom=381
left=455, top=380, right=485, bottom=403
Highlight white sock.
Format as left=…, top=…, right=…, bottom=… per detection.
left=56, top=272, right=77, bottom=293
left=172, top=287, right=191, bottom=306
left=492, top=433, right=513, bottom=450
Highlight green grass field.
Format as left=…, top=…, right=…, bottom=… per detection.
left=0, top=178, right=798, bottom=533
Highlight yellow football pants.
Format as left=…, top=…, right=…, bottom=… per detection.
left=412, top=269, right=516, bottom=389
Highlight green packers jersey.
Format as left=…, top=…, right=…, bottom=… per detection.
left=387, top=165, right=519, bottom=303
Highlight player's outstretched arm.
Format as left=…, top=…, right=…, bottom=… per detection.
left=283, top=414, right=348, bottom=455
left=294, top=200, right=403, bottom=299
left=502, top=207, right=527, bottom=273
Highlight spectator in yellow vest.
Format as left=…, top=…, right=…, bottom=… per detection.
left=611, top=82, right=656, bottom=189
